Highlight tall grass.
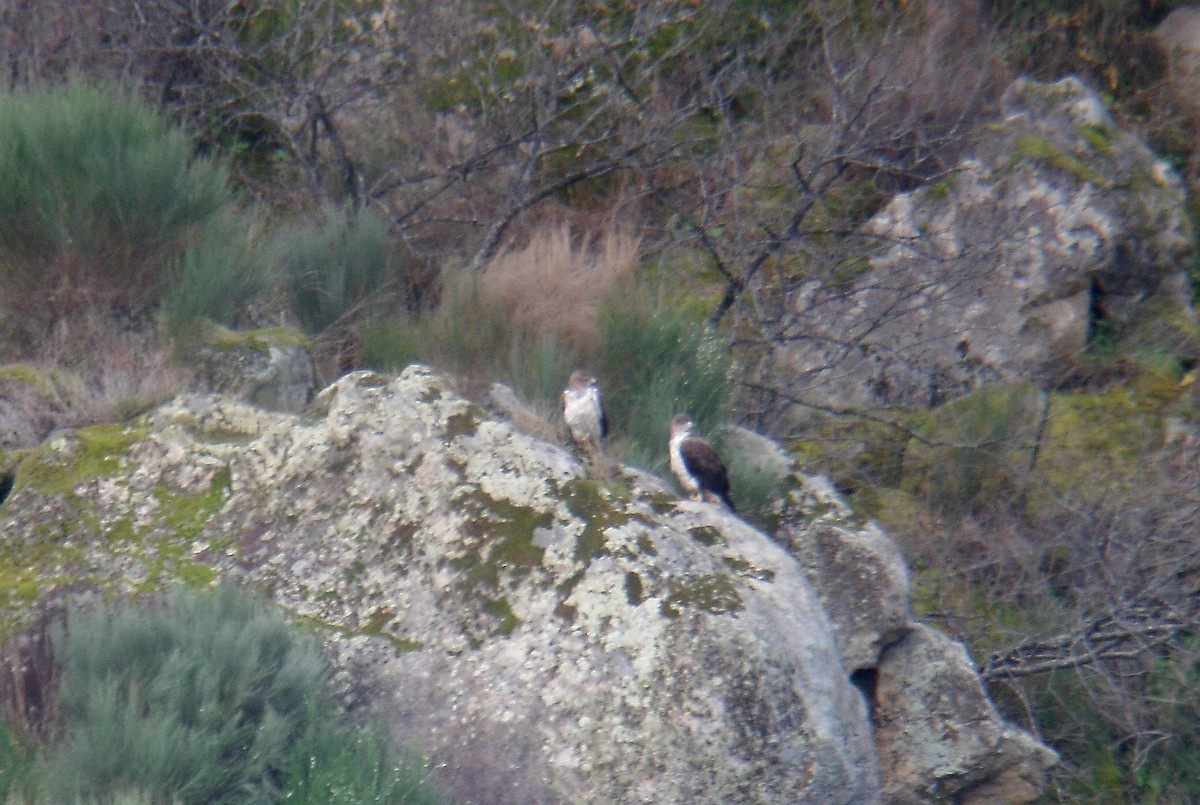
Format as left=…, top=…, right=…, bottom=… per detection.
left=279, top=709, right=446, bottom=805
left=277, top=205, right=394, bottom=335
left=360, top=224, right=731, bottom=471
left=0, top=81, right=260, bottom=332
left=361, top=224, right=636, bottom=400
left=594, top=289, right=732, bottom=473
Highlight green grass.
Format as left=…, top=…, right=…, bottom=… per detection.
left=594, top=290, right=732, bottom=473
left=279, top=710, right=447, bottom=804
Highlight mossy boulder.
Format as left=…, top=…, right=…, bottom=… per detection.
left=772, top=76, right=1196, bottom=417
left=0, top=365, right=880, bottom=804
left=189, top=321, right=317, bottom=413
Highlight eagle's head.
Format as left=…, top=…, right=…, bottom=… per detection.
left=669, top=413, right=696, bottom=436
left=567, top=370, right=599, bottom=390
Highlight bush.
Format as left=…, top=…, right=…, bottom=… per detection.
left=0, top=81, right=261, bottom=333
left=45, top=585, right=330, bottom=804
left=0, top=720, right=36, bottom=802
left=278, top=205, right=394, bottom=335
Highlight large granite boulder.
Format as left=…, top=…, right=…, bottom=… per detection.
left=772, top=474, right=1057, bottom=804
left=777, top=76, right=1195, bottom=415
left=1, top=366, right=878, bottom=804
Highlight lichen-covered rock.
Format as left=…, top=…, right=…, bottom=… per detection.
left=0, top=366, right=879, bottom=804
left=873, top=625, right=1058, bottom=805
left=774, top=473, right=911, bottom=673
left=190, top=322, right=317, bottom=413
left=777, top=76, right=1196, bottom=414
left=769, top=468, right=1055, bottom=804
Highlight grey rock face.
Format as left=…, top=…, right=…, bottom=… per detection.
left=1, top=366, right=880, bottom=805
left=778, top=76, right=1194, bottom=413
left=190, top=323, right=317, bottom=413
left=775, top=475, right=1056, bottom=804
left=873, top=625, right=1059, bottom=805
left=774, top=473, right=911, bottom=673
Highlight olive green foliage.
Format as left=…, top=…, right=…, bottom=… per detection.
left=594, top=290, right=732, bottom=473
left=0, top=81, right=261, bottom=330
left=0, top=586, right=444, bottom=804
left=45, top=585, right=328, bottom=803
left=904, top=382, right=1044, bottom=518
left=0, top=721, right=35, bottom=802
left=279, top=709, right=446, bottom=805
left=279, top=206, right=393, bottom=334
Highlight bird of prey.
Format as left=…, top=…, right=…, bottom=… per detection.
left=562, top=370, right=607, bottom=455
left=669, top=413, right=735, bottom=512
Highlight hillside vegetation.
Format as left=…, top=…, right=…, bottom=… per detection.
left=2, top=1, right=1199, bottom=801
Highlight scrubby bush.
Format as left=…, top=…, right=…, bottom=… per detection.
left=0, top=586, right=445, bottom=804
left=45, top=586, right=328, bottom=804
left=0, top=81, right=264, bottom=335
left=278, top=205, right=394, bottom=335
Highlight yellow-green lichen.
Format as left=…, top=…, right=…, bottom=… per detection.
left=558, top=478, right=631, bottom=562
left=721, top=556, right=775, bottom=583
left=1012, top=134, right=1111, bottom=188
left=452, top=489, right=551, bottom=592
left=154, top=465, right=232, bottom=539
left=14, top=423, right=144, bottom=496
left=688, top=525, right=724, bottom=547
left=203, top=323, right=311, bottom=354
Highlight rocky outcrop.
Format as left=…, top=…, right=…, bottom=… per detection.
left=0, top=365, right=1056, bottom=803
left=189, top=322, right=317, bottom=413
left=1, top=367, right=877, bottom=804
left=778, top=76, right=1196, bottom=414
left=773, top=472, right=1057, bottom=804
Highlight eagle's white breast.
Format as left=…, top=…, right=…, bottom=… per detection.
left=564, top=385, right=603, bottom=444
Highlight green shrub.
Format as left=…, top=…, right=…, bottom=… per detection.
left=594, top=290, right=732, bottom=473
left=0, top=81, right=258, bottom=330
left=160, top=211, right=270, bottom=332
left=45, top=585, right=329, bottom=804
left=278, top=206, right=393, bottom=335
left=0, top=720, right=36, bottom=802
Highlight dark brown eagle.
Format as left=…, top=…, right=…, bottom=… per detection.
left=668, top=413, right=735, bottom=512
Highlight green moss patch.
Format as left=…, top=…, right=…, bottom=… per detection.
left=452, top=489, right=551, bottom=593
left=1012, top=133, right=1111, bottom=188
left=14, top=423, right=144, bottom=496
left=659, top=573, right=743, bottom=618
left=558, top=478, right=631, bottom=563
left=154, top=465, right=232, bottom=539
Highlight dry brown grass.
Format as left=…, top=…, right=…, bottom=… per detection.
left=0, top=315, right=187, bottom=450
left=480, top=224, right=639, bottom=355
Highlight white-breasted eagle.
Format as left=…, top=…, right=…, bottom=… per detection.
left=669, top=413, right=735, bottom=512
left=563, top=370, right=607, bottom=454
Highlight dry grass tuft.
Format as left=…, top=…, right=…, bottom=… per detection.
left=480, top=224, right=639, bottom=355
left=1, top=315, right=188, bottom=450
